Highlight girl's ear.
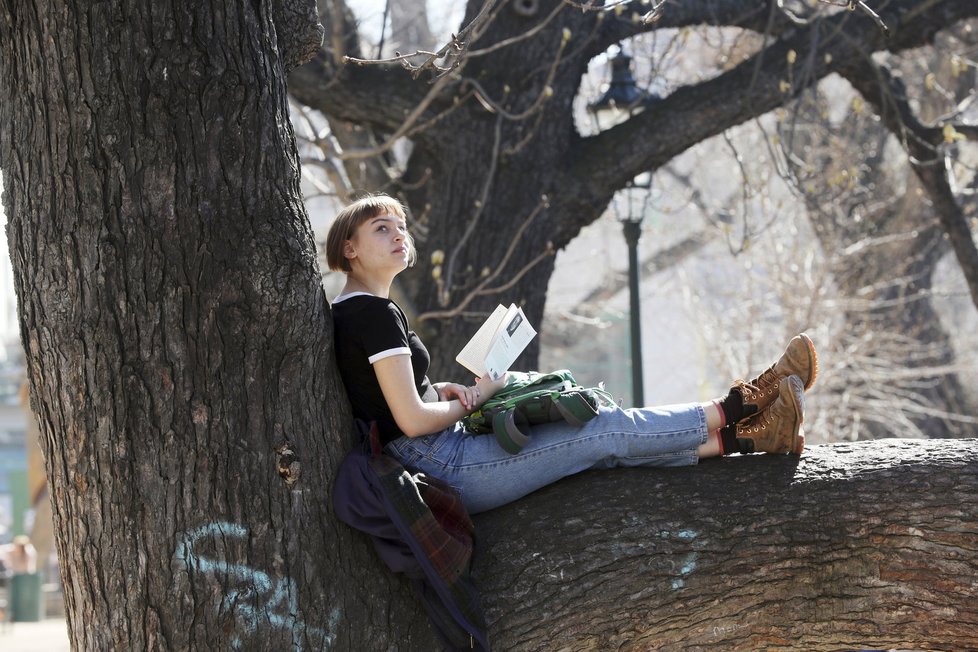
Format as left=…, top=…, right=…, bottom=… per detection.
left=343, top=240, right=357, bottom=261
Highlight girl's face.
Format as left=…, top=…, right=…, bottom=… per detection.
left=344, top=213, right=412, bottom=274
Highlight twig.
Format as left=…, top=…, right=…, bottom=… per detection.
left=818, top=0, right=889, bottom=35
left=419, top=248, right=555, bottom=322
left=417, top=198, right=552, bottom=322
left=419, top=0, right=501, bottom=76
left=377, top=0, right=391, bottom=59
left=344, top=50, right=451, bottom=70
left=333, top=71, right=458, bottom=160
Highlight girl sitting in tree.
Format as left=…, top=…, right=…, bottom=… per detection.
left=327, top=194, right=816, bottom=514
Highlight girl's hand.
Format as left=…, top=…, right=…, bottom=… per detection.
left=437, top=382, right=482, bottom=411
left=474, top=372, right=509, bottom=404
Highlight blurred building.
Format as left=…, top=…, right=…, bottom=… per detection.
left=0, top=175, right=43, bottom=555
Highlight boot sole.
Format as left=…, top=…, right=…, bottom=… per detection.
left=798, top=333, right=818, bottom=391
left=784, top=375, right=806, bottom=455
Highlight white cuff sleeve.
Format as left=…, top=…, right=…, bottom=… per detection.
left=368, top=347, right=411, bottom=364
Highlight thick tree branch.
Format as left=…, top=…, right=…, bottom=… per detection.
left=585, top=0, right=796, bottom=59
left=290, top=50, right=438, bottom=132
left=289, top=0, right=440, bottom=131
left=474, top=439, right=978, bottom=650
left=290, top=1, right=790, bottom=142
left=569, top=0, right=978, bottom=204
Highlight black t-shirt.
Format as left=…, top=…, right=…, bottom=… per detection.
left=331, top=293, right=438, bottom=445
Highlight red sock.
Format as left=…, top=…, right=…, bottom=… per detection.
left=712, top=399, right=727, bottom=428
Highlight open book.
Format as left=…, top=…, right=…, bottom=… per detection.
left=456, top=304, right=537, bottom=380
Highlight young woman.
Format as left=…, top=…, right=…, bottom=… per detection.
left=328, top=195, right=816, bottom=514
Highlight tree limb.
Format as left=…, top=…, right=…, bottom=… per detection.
left=585, top=0, right=797, bottom=58
left=473, top=439, right=978, bottom=650
left=568, top=0, right=978, bottom=204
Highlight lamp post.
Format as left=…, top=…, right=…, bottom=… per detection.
left=588, top=46, right=654, bottom=407
left=620, top=205, right=645, bottom=406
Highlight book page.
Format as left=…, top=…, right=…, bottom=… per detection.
left=455, top=304, right=509, bottom=378
left=482, top=306, right=536, bottom=380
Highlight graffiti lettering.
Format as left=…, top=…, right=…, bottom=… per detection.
left=174, top=521, right=340, bottom=650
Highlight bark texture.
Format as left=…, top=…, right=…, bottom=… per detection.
left=0, top=2, right=435, bottom=649
left=473, top=439, right=978, bottom=651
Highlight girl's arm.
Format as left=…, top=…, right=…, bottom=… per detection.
left=373, top=355, right=507, bottom=438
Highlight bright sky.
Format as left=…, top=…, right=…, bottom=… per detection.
left=0, top=174, right=20, bottom=348
left=351, top=0, right=466, bottom=49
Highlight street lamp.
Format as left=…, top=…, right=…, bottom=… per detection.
left=618, top=175, right=652, bottom=407
left=588, top=46, right=655, bottom=406
left=586, top=46, right=655, bottom=129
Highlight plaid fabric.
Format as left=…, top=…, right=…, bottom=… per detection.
left=334, top=422, right=488, bottom=650
left=368, top=454, right=475, bottom=585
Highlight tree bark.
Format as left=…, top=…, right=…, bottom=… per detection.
left=473, top=439, right=978, bottom=651
left=0, top=2, right=436, bottom=649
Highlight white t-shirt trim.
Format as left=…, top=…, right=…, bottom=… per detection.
left=368, top=347, right=411, bottom=364
left=332, top=291, right=376, bottom=304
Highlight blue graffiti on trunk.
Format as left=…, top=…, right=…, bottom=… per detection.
left=174, top=521, right=340, bottom=650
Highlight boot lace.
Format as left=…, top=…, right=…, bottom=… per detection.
left=732, top=379, right=762, bottom=400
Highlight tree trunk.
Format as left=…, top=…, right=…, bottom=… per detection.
left=473, top=439, right=978, bottom=651
left=813, top=197, right=972, bottom=440
left=0, top=2, right=436, bottom=649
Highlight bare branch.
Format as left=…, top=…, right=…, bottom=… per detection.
left=817, top=0, right=890, bottom=36
left=332, top=71, right=459, bottom=160
left=417, top=198, right=554, bottom=322
left=568, top=0, right=978, bottom=209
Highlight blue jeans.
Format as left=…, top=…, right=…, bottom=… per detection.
left=384, top=403, right=707, bottom=514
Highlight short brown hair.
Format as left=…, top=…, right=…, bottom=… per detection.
left=325, top=194, right=415, bottom=272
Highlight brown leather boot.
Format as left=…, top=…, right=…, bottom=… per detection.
left=735, top=374, right=805, bottom=455
left=731, top=334, right=818, bottom=417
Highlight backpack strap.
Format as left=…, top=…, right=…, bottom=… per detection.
left=552, top=392, right=599, bottom=427
left=491, top=410, right=532, bottom=455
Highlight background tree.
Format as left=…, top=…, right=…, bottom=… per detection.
left=596, top=19, right=978, bottom=440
